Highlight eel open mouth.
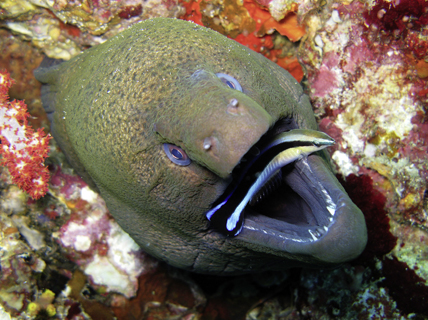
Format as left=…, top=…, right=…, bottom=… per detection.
left=206, top=119, right=367, bottom=263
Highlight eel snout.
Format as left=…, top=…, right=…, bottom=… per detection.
left=278, top=155, right=368, bottom=263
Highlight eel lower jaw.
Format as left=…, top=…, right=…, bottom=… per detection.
left=237, top=154, right=368, bottom=265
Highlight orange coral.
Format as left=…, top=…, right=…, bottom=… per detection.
left=243, top=0, right=305, bottom=41
left=180, top=0, right=204, bottom=26
left=258, top=14, right=305, bottom=42
left=416, top=59, right=428, bottom=78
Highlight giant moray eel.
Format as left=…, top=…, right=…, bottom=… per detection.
left=35, top=18, right=367, bottom=275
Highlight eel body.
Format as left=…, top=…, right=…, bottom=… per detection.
left=35, top=18, right=367, bottom=275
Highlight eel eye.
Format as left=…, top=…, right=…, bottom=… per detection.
left=215, top=73, right=243, bottom=92
left=163, top=143, right=191, bottom=166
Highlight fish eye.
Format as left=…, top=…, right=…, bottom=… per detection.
left=215, top=73, right=243, bottom=92
left=163, top=143, right=191, bottom=166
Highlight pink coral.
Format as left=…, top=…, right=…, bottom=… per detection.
left=0, top=69, right=51, bottom=199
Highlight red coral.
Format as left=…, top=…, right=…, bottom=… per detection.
left=407, top=32, right=428, bottom=60
left=0, top=69, right=51, bottom=199
left=118, top=5, right=142, bottom=19
left=59, top=20, right=81, bottom=37
left=364, top=0, right=428, bottom=35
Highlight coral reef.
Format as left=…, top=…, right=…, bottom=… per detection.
left=303, top=1, right=428, bottom=229
left=180, top=0, right=306, bottom=81
left=301, top=0, right=428, bottom=284
left=48, top=164, right=157, bottom=299
left=0, top=0, right=428, bottom=319
left=0, top=0, right=185, bottom=59
left=0, top=153, right=159, bottom=318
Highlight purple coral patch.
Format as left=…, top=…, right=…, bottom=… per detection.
left=312, top=66, right=340, bottom=97
left=343, top=43, right=373, bottom=73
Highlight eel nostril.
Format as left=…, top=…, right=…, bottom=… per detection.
left=203, top=137, right=212, bottom=150
left=203, top=136, right=217, bottom=151
left=226, top=98, right=239, bottom=115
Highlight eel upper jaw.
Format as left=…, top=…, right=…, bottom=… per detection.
left=237, top=154, right=368, bottom=265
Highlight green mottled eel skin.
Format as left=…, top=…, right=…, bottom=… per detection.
left=35, top=18, right=367, bottom=275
